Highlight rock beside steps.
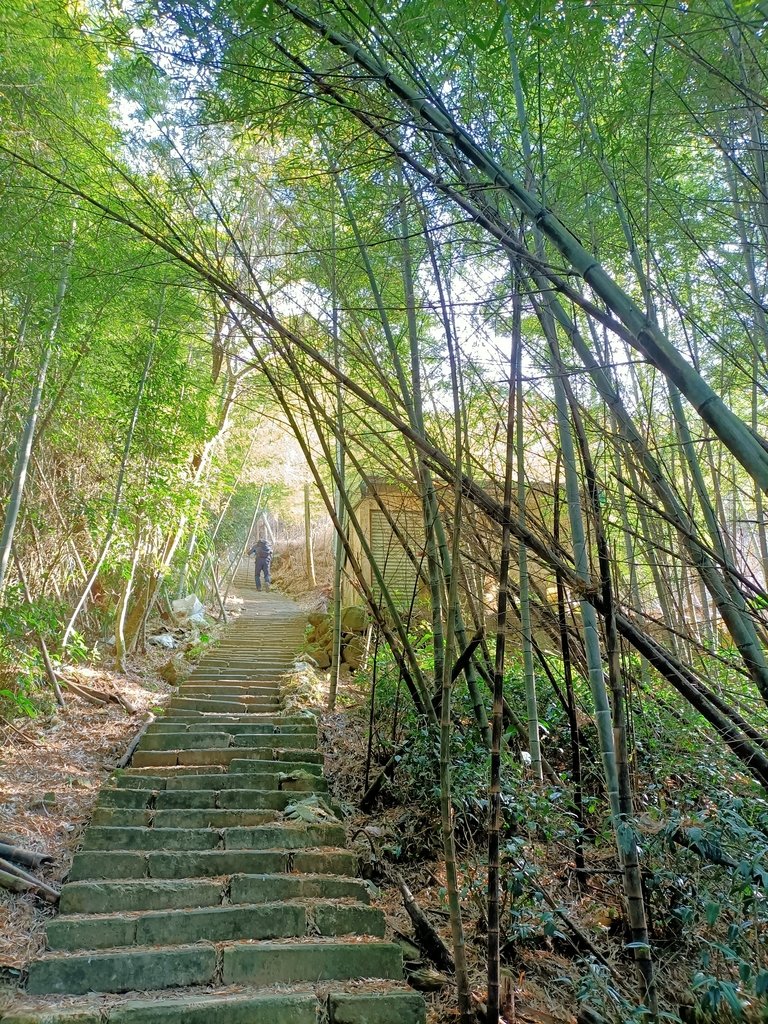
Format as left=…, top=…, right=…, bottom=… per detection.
left=3, top=592, right=425, bottom=1024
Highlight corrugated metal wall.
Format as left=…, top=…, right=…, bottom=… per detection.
left=369, top=508, right=421, bottom=609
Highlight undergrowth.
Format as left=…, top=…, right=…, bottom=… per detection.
left=337, top=626, right=768, bottom=1023
left=0, top=588, right=90, bottom=718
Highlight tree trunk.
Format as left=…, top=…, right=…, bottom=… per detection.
left=62, top=291, right=161, bottom=648
left=304, top=482, right=316, bottom=586
left=0, top=233, right=74, bottom=597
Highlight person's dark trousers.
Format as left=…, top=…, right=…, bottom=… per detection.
left=254, top=557, right=272, bottom=591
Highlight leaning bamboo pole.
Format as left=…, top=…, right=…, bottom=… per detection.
left=276, top=0, right=768, bottom=493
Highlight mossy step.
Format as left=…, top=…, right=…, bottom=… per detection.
left=221, top=940, right=403, bottom=986
left=173, top=692, right=284, bottom=700
left=131, top=748, right=322, bottom=768
left=185, top=671, right=289, bottom=678
left=188, top=663, right=289, bottom=671
left=230, top=872, right=369, bottom=904
left=146, top=722, right=315, bottom=735
left=59, top=872, right=368, bottom=914
left=328, top=991, right=426, bottom=1024
left=155, top=710, right=304, bottom=723
left=187, top=671, right=290, bottom=677
left=46, top=901, right=309, bottom=950
left=178, top=676, right=285, bottom=684
left=188, top=663, right=291, bottom=671
left=90, top=808, right=282, bottom=828
left=230, top=753, right=324, bottom=768
left=1, top=992, right=319, bottom=1024
left=60, top=879, right=224, bottom=914
left=183, top=681, right=285, bottom=688
left=172, top=692, right=282, bottom=702
left=138, top=732, right=232, bottom=751
left=68, top=847, right=357, bottom=881
left=46, top=900, right=383, bottom=950
left=166, top=699, right=281, bottom=713
left=155, top=713, right=311, bottom=725
left=116, top=767, right=227, bottom=785
left=202, top=650, right=297, bottom=654
left=113, top=771, right=327, bottom=791
left=27, top=944, right=217, bottom=995
left=169, top=693, right=282, bottom=704
left=98, top=787, right=326, bottom=810
left=183, top=679, right=287, bottom=686
left=137, top=732, right=316, bottom=752
left=81, top=822, right=345, bottom=852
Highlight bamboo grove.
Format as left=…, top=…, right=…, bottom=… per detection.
left=2, top=0, right=768, bottom=1019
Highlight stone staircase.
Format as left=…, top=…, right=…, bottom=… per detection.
left=3, top=573, right=425, bottom=1024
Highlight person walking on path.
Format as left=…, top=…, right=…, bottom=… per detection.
left=248, top=538, right=273, bottom=592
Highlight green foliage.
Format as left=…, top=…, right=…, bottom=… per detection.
left=0, top=587, right=61, bottom=716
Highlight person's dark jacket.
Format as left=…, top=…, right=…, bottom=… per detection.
left=249, top=540, right=273, bottom=561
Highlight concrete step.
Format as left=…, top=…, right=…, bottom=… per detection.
left=203, top=651, right=298, bottom=657
left=326, top=991, right=426, bottom=1024
left=90, top=808, right=284, bottom=828
left=0, top=992, right=319, bottom=1024
left=230, top=753, right=324, bottom=768
left=80, top=821, right=346, bottom=851
left=166, top=698, right=281, bottom=713
left=27, top=944, right=218, bottom=995
left=146, top=723, right=316, bottom=737
left=183, top=675, right=289, bottom=682
left=60, top=878, right=225, bottom=913
left=152, top=712, right=313, bottom=725
left=186, top=663, right=291, bottom=671
left=170, top=691, right=282, bottom=703
left=8, top=592, right=424, bottom=1024
left=131, top=749, right=323, bottom=769
left=221, top=940, right=403, bottom=986
left=98, top=787, right=328, bottom=810
left=46, top=900, right=384, bottom=950
left=191, top=665, right=295, bottom=670
left=113, top=771, right=327, bottom=792
left=46, top=901, right=307, bottom=950
left=175, top=685, right=283, bottom=697
left=137, top=731, right=317, bottom=752
left=187, top=667, right=291, bottom=674
left=27, top=940, right=402, bottom=995
left=182, top=677, right=287, bottom=686
left=230, top=872, right=370, bottom=905
left=0, top=989, right=425, bottom=1024
left=68, top=847, right=358, bottom=881
left=60, top=873, right=370, bottom=914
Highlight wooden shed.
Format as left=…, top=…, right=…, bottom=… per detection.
left=339, top=475, right=568, bottom=624
left=341, top=479, right=425, bottom=611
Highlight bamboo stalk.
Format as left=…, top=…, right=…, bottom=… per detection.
left=0, top=857, right=59, bottom=902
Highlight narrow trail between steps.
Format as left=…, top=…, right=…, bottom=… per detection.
left=3, top=570, right=426, bottom=1024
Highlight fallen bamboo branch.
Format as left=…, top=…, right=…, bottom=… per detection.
left=211, top=565, right=229, bottom=624
left=56, top=674, right=136, bottom=713
left=0, top=857, right=59, bottom=902
left=0, top=840, right=53, bottom=869
left=0, top=867, right=34, bottom=894
left=395, top=872, right=455, bottom=973
left=56, top=674, right=107, bottom=706
left=113, top=690, right=137, bottom=714
left=668, top=826, right=768, bottom=890
left=116, top=713, right=155, bottom=769
left=518, top=867, right=622, bottom=984
left=1, top=718, right=45, bottom=748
